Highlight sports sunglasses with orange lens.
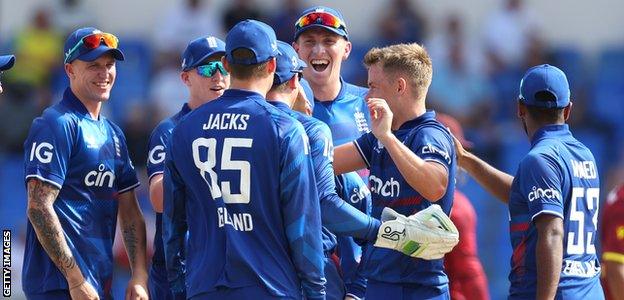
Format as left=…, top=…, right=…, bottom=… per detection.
left=295, top=11, right=346, bottom=30
left=64, top=32, right=119, bottom=64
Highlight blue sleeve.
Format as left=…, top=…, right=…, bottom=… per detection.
left=310, top=122, right=379, bottom=241
left=162, top=131, right=187, bottom=295
left=335, top=173, right=373, bottom=299
left=354, top=132, right=376, bottom=169
left=24, top=116, right=73, bottom=189
left=518, top=153, right=564, bottom=221
left=147, top=123, right=171, bottom=180
left=279, top=122, right=326, bottom=300
left=113, top=129, right=140, bottom=193
left=411, top=126, right=453, bottom=171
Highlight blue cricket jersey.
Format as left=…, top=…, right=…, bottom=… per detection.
left=146, top=103, right=191, bottom=299
left=508, top=124, right=603, bottom=299
left=163, top=89, right=326, bottom=299
left=22, top=88, right=139, bottom=298
left=354, top=111, right=456, bottom=287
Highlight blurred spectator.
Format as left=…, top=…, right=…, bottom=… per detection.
left=149, top=54, right=189, bottom=118
left=5, top=7, right=62, bottom=92
left=223, top=0, right=265, bottom=31
left=376, top=0, right=428, bottom=45
left=427, top=15, right=493, bottom=127
left=269, top=0, right=304, bottom=42
left=51, top=0, right=95, bottom=35
left=155, top=0, right=223, bottom=56
left=482, top=0, right=540, bottom=73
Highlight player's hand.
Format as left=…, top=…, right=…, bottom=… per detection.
left=367, top=98, right=393, bottom=142
left=374, top=205, right=459, bottom=260
left=125, top=276, right=149, bottom=300
left=69, top=280, right=100, bottom=300
left=451, top=133, right=469, bottom=168
left=293, top=81, right=312, bottom=116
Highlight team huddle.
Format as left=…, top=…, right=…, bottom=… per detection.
left=8, top=4, right=611, bottom=300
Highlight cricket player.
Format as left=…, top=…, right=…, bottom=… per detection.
left=267, top=40, right=379, bottom=300
left=293, top=7, right=372, bottom=298
left=600, top=184, right=624, bottom=300
left=0, top=54, right=15, bottom=93
left=454, top=64, right=604, bottom=299
left=162, top=20, right=326, bottom=299
left=333, top=43, right=458, bottom=299
left=23, top=27, right=148, bottom=299
left=146, top=35, right=228, bottom=299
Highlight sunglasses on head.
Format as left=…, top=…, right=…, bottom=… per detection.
left=196, top=61, right=228, bottom=77
left=64, top=32, right=119, bottom=64
left=295, top=11, right=346, bottom=31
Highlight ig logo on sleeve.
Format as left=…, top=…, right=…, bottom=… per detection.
left=29, top=142, right=54, bottom=164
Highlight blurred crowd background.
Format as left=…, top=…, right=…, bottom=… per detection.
left=1, top=0, right=623, bottom=298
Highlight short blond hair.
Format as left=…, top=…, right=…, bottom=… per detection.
left=364, top=43, right=433, bottom=98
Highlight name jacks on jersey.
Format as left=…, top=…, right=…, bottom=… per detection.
left=203, top=113, right=250, bottom=131
left=370, top=175, right=400, bottom=197
left=217, top=207, right=254, bottom=232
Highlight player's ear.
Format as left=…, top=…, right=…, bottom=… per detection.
left=563, top=102, right=573, bottom=121
left=180, top=71, right=191, bottom=87
left=64, top=63, right=75, bottom=80
left=292, top=41, right=300, bottom=53
left=343, top=40, right=352, bottom=61
left=517, top=101, right=526, bottom=118
left=397, top=77, right=407, bottom=95
left=267, top=57, right=277, bottom=74
left=221, top=56, right=232, bottom=73
left=288, top=75, right=298, bottom=90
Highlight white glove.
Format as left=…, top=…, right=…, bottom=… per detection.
left=374, top=205, right=459, bottom=260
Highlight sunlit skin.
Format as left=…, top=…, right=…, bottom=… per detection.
left=65, top=53, right=116, bottom=119
left=181, top=54, right=230, bottom=109
left=293, top=28, right=351, bottom=101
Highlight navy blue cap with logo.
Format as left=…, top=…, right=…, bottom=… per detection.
left=225, top=19, right=279, bottom=65
left=64, top=27, right=125, bottom=64
left=519, top=64, right=571, bottom=109
left=294, top=6, right=349, bottom=41
left=181, top=35, right=226, bottom=71
left=0, top=55, right=15, bottom=71
left=273, top=41, right=307, bottom=85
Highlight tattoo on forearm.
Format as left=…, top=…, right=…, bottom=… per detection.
left=123, top=223, right=138, bottom=265
left=27, top=180, right=77, bottom=277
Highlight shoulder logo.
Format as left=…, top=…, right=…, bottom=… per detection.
left=149, top=145, right=166, bottom=165
left=29, top=142, right=54, bottom=164
left=527, top=186, right=560, bottom=202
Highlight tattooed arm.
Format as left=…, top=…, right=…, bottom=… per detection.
left=27, top=179, right=99, bottom=298
left=117, top=190, right=148, bottom=300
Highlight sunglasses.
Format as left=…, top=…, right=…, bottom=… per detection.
left=196, top=61, right=228, bottom=77
left=64, top=32, right=119, bottom=64
left=295, top=11, right=346, bottom=31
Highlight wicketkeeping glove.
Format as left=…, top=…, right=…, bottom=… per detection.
left=373, top=205, right=459, bottom=260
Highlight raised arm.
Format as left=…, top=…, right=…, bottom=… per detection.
left=117, top=190, right=149, bottom=300
left=27, top=178, right=99, bottom=299
left=453, top=134, right=514, bottom=203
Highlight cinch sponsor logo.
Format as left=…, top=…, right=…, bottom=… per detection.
left=29, top=142, right=54, bottom=164
left=148, top=145, right=166, bottom=165
left=421, top=143, right=451, bottom=164
left=349, top=185, right=371, bottom=204
left=571, top=160, right=597, bottom=179
left=84, top=164, right=115, bottom=188
left=370, top=175, right=400, bottom=197
left=527, top=186, right=560, bottom=202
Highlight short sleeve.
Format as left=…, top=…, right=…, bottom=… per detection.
left=518, top=154, right=564, bottom=221
left=353, top=132, right=376, bottom=168
left=410, top=126, right=453, bottom=171
left=114, top=130, right=140, bottom=193
left=24, top=117, right=74, bottom=189
left=147, top=124, right=172, bottom=180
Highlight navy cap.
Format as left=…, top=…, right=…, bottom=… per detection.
left=294, top=6, right=348, bottom=41
left=519, top=64, right=570, bottom=109
left=182, top=36, right=226, bottom=71
left=274, top=41, right=307, bottom=85
left=0, top=55, right=15, bottom=71
left=226, top=20, right=278, bottom=65
left=64, top=27, right=124, bottom=63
